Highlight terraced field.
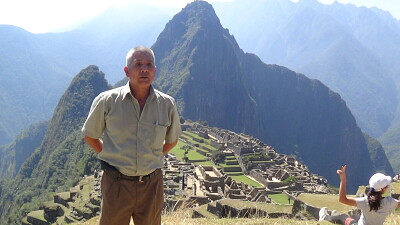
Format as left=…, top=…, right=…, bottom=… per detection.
left=170, top=131, right=263, bottom=188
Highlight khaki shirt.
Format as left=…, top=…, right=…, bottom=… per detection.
left=82, top=82, right=182, bottom=176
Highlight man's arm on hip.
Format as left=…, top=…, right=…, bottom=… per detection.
left=84, top=135, right=103, bottom=153
left=163, top=139, right=178, bottom=155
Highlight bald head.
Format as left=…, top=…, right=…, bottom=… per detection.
left=126, top=46, right=155, bottom=69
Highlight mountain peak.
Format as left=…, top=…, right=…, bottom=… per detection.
left=152, top=0, right=242, bottom=98
left=153, top=0, right=226, bottom=61
left=41, top=65, right=110, bottom=152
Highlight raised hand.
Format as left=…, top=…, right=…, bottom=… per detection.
left=337, top=165, right=347, bottom=181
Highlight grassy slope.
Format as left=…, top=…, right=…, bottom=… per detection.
left=76, top=210, right=400, bottom=225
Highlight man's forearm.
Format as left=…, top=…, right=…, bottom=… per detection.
left=163, top=139, right=178, bottom=155
left=84, top=135, right=103, bottom=153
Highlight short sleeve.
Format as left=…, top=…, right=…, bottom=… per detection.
left=82, top=94, right=106, bottom=139
left=355, top=197, right=369, bottom=211
left=388, top=197, right=399, bottom=210
left=165, top=99, right=182, bottom=143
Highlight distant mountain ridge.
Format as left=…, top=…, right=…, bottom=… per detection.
left=214, top=0, right=400, bottom=138
left=212, top=0, right=400, bottom=173
left=0, top=121, right=48, bottom=178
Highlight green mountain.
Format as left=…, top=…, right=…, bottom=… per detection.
left=379, top=123, right=400, bottom=174
left=152, top=1, right=393, bottom=190
left=364, top=133, right=396, bottom=174
left=0, top=65, right=110, bottom=225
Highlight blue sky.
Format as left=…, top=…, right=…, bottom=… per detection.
left=0, top=0, right=399, bottom=33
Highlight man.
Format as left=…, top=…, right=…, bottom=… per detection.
left=82, top=46, right=181, bottom=225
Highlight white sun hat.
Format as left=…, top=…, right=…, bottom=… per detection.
left=369, top=173, right=392, bottom=192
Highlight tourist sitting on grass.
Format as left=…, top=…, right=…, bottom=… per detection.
left=319, top=165, right=400, bottom=225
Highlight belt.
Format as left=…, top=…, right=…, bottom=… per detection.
left=101, top=160, right=160, bottom=182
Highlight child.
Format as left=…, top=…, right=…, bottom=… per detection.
left=319, top=165, right=399, bottom=225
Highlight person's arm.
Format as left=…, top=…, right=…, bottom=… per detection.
left=337, top=165, right=357, bottom=206
left=84, top=135, right=103, bottom=153
left=163, top=139, right=178, bottom=155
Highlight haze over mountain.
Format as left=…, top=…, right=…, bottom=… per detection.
left=0, top=3, right=170, bottom=145
left=213, top=0, right=400, bottom=133
left=212, top=0, right=400, bottom=172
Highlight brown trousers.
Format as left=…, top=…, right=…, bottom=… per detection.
left=99, top=169, right=163, bottom=225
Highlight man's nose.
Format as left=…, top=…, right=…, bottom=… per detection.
left=140, top=64, right=150, bottom=72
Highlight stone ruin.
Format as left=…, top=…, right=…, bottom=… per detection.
left=23, top=123, right=330, bottom=224
left=22, top=173, right=101, bottom=225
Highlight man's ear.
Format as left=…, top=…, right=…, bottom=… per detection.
left=124, top=66, right=129, bottom=77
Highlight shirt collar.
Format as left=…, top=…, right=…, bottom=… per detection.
left=122, top=81, right=156, bottom=102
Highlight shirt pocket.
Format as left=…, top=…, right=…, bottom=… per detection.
left=140, top=121, right=169, bottom=150
left=152, top=123, right=168, bottom=149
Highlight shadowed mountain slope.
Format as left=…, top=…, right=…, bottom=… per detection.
left=152, top=1, right=393, bottom=190
left=213, top=0, right=400, bottom=138
left=0, top=121, right=48, bottom=178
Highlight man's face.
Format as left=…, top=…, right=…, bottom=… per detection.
left=124, top=50, right=156, bottom=88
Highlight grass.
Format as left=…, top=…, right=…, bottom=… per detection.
left=79, top=216, right=333, bottom=225
left=76, top=205, right=331, bottom=225
left=27, top=210, right=46, bottom=222
left=192, top=203, right=220, bottom=219
left=71, top=214, right=400, bottom=225
left=218, top=199, right=292, bottom=213
left=225, top=156, right=236, bottom=160
left=297, top=193, right=355, bottom=213
left=219, top=163, right=241, bottom=168
left=70, top=176, right=94, bottom=208
left=186, top=150, right=208, bottom=160
left=169, top=141, right=189, bottom=160
left=228, top=174, right=263, bottom=188
left=224, top=172, right=243, bottom=176
left=182, top=131, right=218, bottom=152
left=392, top=180, right=400, bottom=194
left=194, top=161, right=215, bottom=166
left=269, top=193, right=293, bottom=205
